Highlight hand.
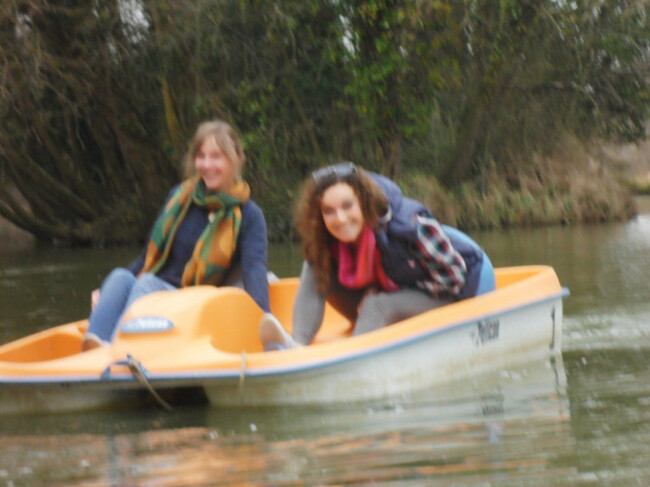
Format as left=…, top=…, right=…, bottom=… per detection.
left=90, top=289, right=100, bottom=310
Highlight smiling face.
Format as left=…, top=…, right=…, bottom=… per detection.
left=194, top=136, right=237, bottom=191
left=320, top=182, right=365, bottom=243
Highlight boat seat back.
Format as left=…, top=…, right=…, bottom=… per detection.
left=115, top=286, right=265, bottom=354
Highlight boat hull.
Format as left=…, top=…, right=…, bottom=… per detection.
left=204, top=294, right=563, bottom=406
left=0, top=266, right=568, bottom=414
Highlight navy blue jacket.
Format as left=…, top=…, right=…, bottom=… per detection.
left=371, top=173, right=486, bottom=300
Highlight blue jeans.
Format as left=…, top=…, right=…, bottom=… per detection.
left=85, top=268, right=176, bottom=343
left=476, top=254, right=497, bottom=295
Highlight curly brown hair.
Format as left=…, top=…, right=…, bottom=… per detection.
left=293, top=166, right=388, bottom=293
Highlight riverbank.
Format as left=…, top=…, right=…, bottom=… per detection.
left=1, top=133, right=648, bottom=248
left=636, top=195, right=650, bottom=214
left=0, top=218, right=34, bottom=252
left=3, top=193, right=647, bottom=252
left=403, top=135, right=649, bottom=230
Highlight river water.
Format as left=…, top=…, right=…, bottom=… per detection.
left=0, top=200, right=649, bottom=486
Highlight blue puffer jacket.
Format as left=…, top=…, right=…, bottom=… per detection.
left=370, top=173, right=487, bottom=300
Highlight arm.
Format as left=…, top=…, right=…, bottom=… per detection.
left=238, top=202, right=271, bottom=312
left=413, top=215, right=467, bottom=297
left=292, top=261, right=327, bottom=345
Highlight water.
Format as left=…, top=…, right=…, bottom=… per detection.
left=1, top=203, right=649, bottom=486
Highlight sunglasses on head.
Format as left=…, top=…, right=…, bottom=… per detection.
left=311, top=162, right=357, bottom=182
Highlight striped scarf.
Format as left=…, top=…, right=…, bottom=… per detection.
left=141, top=176, right=250, bottom=286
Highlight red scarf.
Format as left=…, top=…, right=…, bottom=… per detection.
left=334, top=225, right=398, bottom=291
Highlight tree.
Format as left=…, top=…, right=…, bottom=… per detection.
left=437, top=0, right=650, bottom=186
left=0, top=0, right=177, bottom=244
left=1, top=0, right=647, bottom=244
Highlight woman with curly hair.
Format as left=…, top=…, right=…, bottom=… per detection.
left=259, top=162, right=496, bottom=349
left=81, top=120, right=270, bottom=351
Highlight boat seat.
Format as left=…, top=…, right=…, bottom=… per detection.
left=114, top=286, right=265, bottom=354
left=113, top=280, right=353, bottom=356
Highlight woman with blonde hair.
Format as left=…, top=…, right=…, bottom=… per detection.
left=260, top=162, right=495, bottom=349
left=81, top=120, right=270, bottom=351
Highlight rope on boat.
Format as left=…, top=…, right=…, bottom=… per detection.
left=125, top=354, right=173, bottom=411
left=238, top=350, right=247, bottom=403
left=101, top=355, right=172, bottom=411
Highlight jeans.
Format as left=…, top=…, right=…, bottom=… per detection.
left=476, top=253, right=497, bottom=295
left=85, top=268, right=176, bottom=343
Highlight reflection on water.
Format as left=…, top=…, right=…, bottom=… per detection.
left=564, top=349, right=650, bottom=485
left=0, top=246, right=139, bottom=344
left=1, top=206, right=649, bottom=486
left=1, top=356, right=572, bottom=486
left=475, top=214, right=650, bottom=316
left=473, top=213, right=650, bottom=354
left=2, top=349, right=646, bottom=486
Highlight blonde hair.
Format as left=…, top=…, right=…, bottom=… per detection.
left=293, top=167, right=387, bottom=293
left=183, top=120, right=246, bottom=178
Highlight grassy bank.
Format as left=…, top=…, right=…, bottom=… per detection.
left=0, top=220, right=35, bottom=251
left=630, top=173, right=650, bottom=195
left=401, top=136, right=640, bottom=231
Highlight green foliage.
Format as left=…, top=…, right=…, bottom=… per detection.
left=0, top=0, right=647, bottom=244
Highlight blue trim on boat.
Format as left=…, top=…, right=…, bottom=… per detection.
left=0, top=288, right=569, bottom=387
